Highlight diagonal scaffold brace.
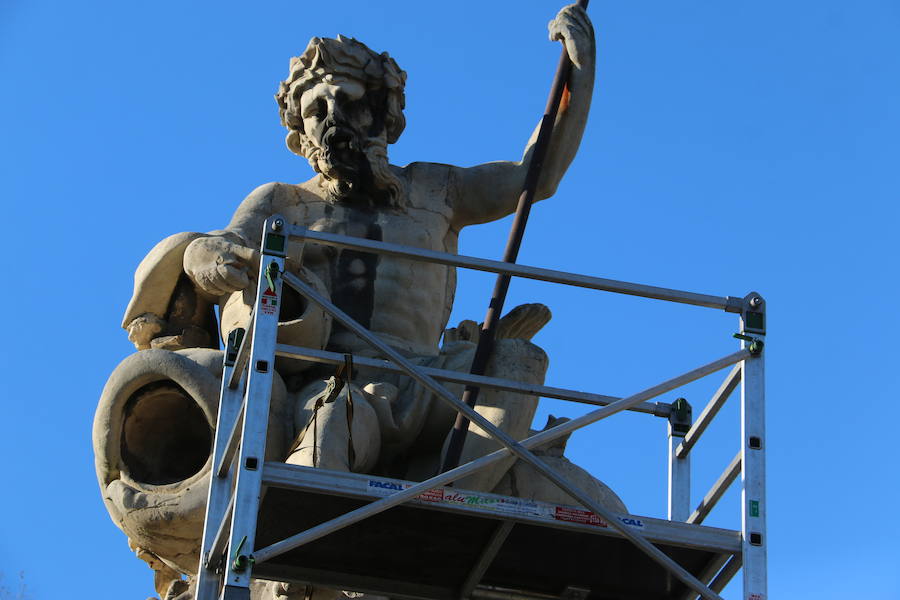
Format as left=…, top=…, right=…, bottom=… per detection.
left=440, top=0, right=593, bottom=474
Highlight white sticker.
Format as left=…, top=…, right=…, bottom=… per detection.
left=261, top=287, right=278, bottom=315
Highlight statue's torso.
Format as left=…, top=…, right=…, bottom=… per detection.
left=235, top=168, right=460, bottom=356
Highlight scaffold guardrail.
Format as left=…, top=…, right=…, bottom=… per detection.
left=195, top=215, right=767, bottom=600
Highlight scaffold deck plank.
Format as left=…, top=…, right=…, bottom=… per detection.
left=254, top=463, right=739, bottom=600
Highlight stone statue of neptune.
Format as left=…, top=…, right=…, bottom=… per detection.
left=93, top=6, right=626, bottom=599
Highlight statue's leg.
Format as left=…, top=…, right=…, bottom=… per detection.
left=280, top=382, right=383, bottom=600
left=286, top=380, right=382, bottom=473
left=492, top=416, right=629, bottom=513
left=446, top=337, right=549, bottom=492
left=406, top=305, right=552, bottom=490
left=263, top=580, right=348, bottom=600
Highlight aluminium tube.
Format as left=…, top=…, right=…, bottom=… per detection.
left=274, top=343, right=667, bottom=417
left=287, top=227, right=741, bottom=313
left=676, top=365, right=741, bottom=459
left=688, top=451, right=742, bottom=525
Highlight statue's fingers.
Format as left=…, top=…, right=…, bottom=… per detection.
left=561, top=3, right=589, bottom=24
left=223, top=241, right=261, bottom=267
left=197, top=270, right=227, bottom=297
left=548, top=21, right=589, bottom=68
left=550, top=5, right=591, bottom=40
left=216, top=263, right=250, bottom=291
left=548, top=19, right=564, bottom=42
left=567, top=13, right=593, bottom=40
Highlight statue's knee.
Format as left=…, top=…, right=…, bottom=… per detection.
left=290, top=380, right=381, bottom=472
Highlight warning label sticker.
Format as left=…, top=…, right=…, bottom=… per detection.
left=417, top=488, right=445, bottom=503
left=553, top=506, right=608, bottom=527
left=261, top=287, right=278, bottom=315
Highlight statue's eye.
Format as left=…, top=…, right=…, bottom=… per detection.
left=303, top=98, right=327, bottom=119
left=346, top=99, right=369, bottom=118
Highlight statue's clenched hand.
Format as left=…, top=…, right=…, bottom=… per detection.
left=549, top=4, right=595, bottom=69
left=184, top=236, right=260, bottom=297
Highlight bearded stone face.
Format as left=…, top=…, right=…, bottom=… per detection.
left=277, top=36, right=407, bottom=205
left=296, top=76, right=379, bottom=197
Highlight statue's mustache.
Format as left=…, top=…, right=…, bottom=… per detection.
left=321, top=125, right=361, bottom=155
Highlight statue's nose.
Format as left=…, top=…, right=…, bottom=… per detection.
left=323, top=115, right=337, bottom=130
left=326, top=105, right=346, bottom=127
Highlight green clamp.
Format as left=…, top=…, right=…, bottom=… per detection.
left=231, top=536, right=255, bottom=573
left=265, top=261, right=280, bottom=293
left=733, top=333, right=764, bottom=355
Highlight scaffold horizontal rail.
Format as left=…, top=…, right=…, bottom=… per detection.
left=286, top=226, right=743, bottom=312
left=274, top=343, right=669, bottom=417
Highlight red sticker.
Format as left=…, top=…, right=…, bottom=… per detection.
left=418, top=489, right=444, bottom=503
left=554, top=506, right=607, bottom=527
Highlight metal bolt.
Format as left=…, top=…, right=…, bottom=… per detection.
left=749, top=296, right=762, bottom=308
left=272, top=218, right=284, bottom=232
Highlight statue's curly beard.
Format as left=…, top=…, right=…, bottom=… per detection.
left=302, top=128, right=405, bottom=208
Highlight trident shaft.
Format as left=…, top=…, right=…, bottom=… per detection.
left=441, top=0, right=592, bottom=473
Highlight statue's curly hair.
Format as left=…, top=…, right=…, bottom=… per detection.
left=276, top=35, right=407, bottom=151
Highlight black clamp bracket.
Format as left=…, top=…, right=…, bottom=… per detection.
left=668, top=397, right=692, bottom=437
left=741, top=292, right=766, bottom=336
left=262, top=215, right=288, bottom=257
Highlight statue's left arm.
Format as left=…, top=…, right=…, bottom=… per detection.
left=449, top=4, right=595, bottom=228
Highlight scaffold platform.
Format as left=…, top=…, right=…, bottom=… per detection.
left=251, top=463, right=740, bottom=600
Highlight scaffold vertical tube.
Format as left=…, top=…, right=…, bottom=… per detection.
left=740, top=293, right=767, bottom=598
left=217, top=217, right=287, bottom=597
left=668, top=398, right=692, bottom=521
left=196, top=330, right=245, bottom=599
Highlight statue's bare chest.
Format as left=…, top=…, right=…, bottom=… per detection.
left=278, top=193, right=457, bottom=341
left=284, top=194, right=454, bottom=251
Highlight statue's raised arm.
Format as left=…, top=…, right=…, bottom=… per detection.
left=450, top=4, right=595, bottom=228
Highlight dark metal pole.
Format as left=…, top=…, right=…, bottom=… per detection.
left=441, top=0, right=591, bottom=474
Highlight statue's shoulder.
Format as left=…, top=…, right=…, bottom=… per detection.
left=399, top=161, right=454, bottom=182
left=230, top=180, right=322, bottom=225
left=398, top=161, right=458, bottom=212
left=237, top=181, right=307, bottom=208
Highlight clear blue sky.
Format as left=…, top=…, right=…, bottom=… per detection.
left=2, top=1, right=898, bottom=598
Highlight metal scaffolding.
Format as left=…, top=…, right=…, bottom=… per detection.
left=195, top=215, right=767, bottom=600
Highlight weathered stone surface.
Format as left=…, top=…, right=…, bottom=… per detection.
left=93, top=5, right=624, bottom=598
